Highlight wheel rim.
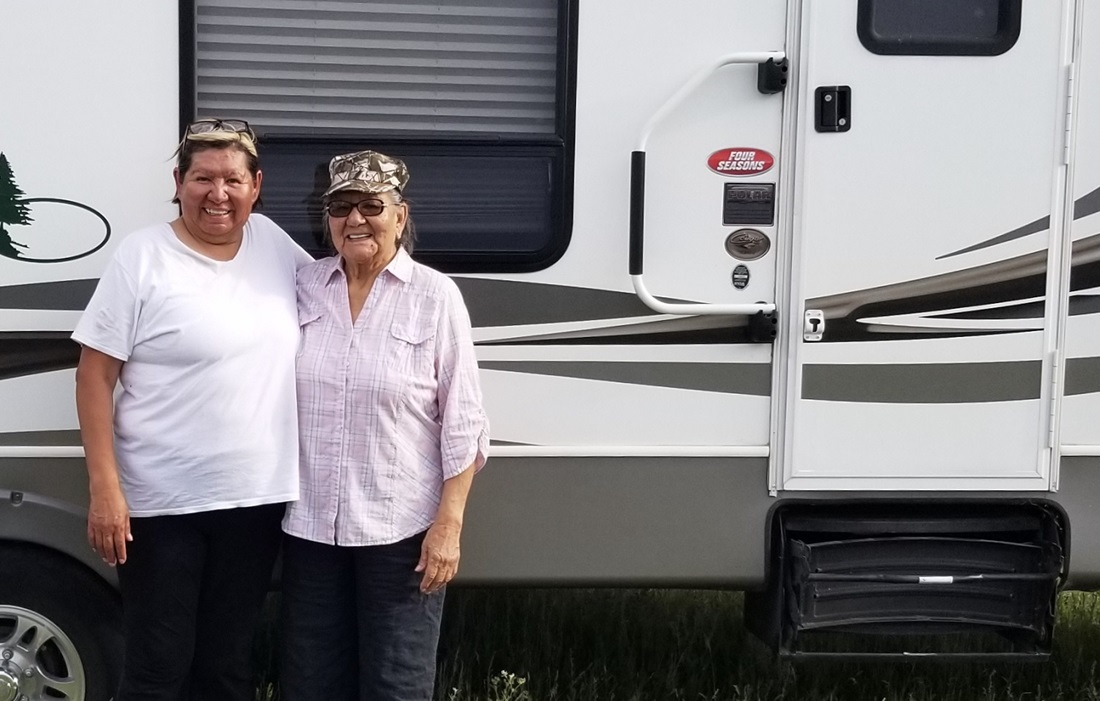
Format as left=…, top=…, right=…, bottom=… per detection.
left=0, top=605, right=86, bottom=701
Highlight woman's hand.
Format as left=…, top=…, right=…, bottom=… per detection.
left=416, top=522, right=461, bottom=594
left=88, top=483, right=131, bottom=566
left=417, top=463, right=477, bottom=593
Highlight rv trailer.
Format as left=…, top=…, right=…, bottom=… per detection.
left=1, top=0, right=1098, bottom=697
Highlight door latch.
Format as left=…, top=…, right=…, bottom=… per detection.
left=804, top=310, right=825, bottom=341
left=815, top=86, right=851, bottom=132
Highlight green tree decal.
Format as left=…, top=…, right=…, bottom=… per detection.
left=0, top=152, right=33, bottom=258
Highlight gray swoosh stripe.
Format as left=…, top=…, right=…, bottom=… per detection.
left=3, top=277, right=672, bottom=328
left=0, top=332, right=81, bottom=381
left=1077, top=186, right=1100, bottom=221
left=454, top=278, right=687, bottom=328
left=933, top=300, right=1046, bottom=320
left=938, top=185, right=1100, bottom=260
left=935, top=294, right=1100, bottom=321
left=475, top=314, right=743, bottom=345
left=802, top=361, right=1041, bottom=403
left=0, top=430, right=82, bottom=446
left=1065, top=357, right=1100, bottom=396
left=0, top=279, right=98, bottom=310
left=938, top=216, right=1050, bottom=260
left=479, top=361, right=771, bottom=395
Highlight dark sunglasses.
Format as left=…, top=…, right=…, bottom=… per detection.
left=324, top=200, right=399, bottom=218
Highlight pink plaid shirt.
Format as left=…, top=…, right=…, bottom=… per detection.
left=283, top=249, right=489, bottom=546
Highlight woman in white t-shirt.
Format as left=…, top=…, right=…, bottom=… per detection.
left=72, top=119, right=312, bottom=701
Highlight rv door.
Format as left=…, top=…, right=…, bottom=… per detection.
left=781, top=1, right=1074, bottom=490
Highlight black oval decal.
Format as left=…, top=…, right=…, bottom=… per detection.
left=1, top=198, right=111, bottom=263
left=732, top=264, right=751, bottom=290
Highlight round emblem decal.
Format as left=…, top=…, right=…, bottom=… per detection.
left=724, top=229, right=771, bottom=261
left=707, top=148, right=775, bottom=176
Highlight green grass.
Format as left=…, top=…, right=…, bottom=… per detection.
left=435, top=589, right=1100, bottom=701
left=254, top=590, right=1100, bottom=701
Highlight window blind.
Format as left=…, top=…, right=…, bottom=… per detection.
left=194, top=0, right=559, bottom=135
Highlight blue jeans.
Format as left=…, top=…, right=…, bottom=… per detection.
left=279, top=531, right=445, bottom=701
left=115, top=503, right=285, bottom=701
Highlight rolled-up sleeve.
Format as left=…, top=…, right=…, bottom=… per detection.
left=435, top=283, right=489, bottom=479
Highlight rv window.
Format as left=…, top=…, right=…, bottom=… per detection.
left=182, top=0, right=575, bottom=272
left=857, top=0, right=1021, bottom=56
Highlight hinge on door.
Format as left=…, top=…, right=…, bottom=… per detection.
left=1063, top=63, right=1075, bottom=164
left=1048, top=351, right=1060, bottom=450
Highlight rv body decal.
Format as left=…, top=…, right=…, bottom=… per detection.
left=706, top=148, right=775, bottom=176
left=0, top=153, right=111, bottom=263
left=480, top=360, right=770, bottom=396
left=0, top=279, right=98, bottom=310
left=801, top=361, right=1041, bottom=403
left=0, top=430, right=81, bottom=447
left=807, top=231, right=1100, bottom=341
left=941, top=186, right=1100, bottom=258
left=0, top=333, right=79, bottom=381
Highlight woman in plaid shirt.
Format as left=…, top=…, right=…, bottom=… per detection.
left=281, top=150, right=489, bottom=701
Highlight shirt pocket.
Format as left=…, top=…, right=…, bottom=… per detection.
left=296, top=306, right=326, bottom=360
left=386, top=318, right=436, bottom=376
left=299, top=307, right=324, bottom=326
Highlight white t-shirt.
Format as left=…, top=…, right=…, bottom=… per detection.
left=72, top=213, right=313, bottom=517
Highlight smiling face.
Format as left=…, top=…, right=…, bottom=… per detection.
left=173, top=145, right=261, bottom=247
left=327, top=191, right=408, bottom=272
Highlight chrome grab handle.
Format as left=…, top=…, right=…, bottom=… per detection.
left=630, top=52, right=784, bottom=317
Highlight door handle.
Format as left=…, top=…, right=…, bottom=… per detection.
left=815, top=86, right=851, bottom=132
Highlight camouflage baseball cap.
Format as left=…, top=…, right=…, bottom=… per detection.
left=323, top=150, right=410, bottom=198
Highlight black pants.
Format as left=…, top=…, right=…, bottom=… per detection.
left=279, top=531, right=446, bottom=701
left=115, top=503, right=285, bottom=701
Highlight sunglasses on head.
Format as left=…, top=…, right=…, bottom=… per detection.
left=185, top=118, right=256, bottom=142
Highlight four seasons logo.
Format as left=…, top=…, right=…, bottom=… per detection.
left=0, top=152, right=111, bottom=263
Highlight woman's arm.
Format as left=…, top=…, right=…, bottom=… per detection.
left=416, top=464, right=476, bottom=594
left=75, top=346, right=131, bottom=565
left=416, top=280, right=489, bottom=593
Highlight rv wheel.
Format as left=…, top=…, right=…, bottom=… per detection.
left=0, top=544, right=122, bottom=701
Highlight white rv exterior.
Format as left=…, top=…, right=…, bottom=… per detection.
left=1, top=0, right=1098, bottom=697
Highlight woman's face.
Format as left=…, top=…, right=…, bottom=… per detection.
left=327, top=191, right=407, bottom=270
left=173, top=146, right=260, bottom=244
